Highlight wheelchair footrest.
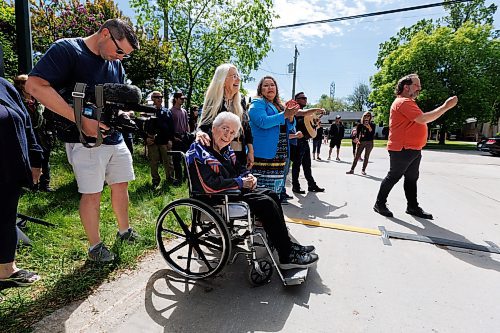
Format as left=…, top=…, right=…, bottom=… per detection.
left=281, top=267, right=308, bottom=286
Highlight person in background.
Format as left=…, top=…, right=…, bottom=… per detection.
left=291, top=91, right=325, bottom=194
left=13, top=74, right=54, bottom=192
left=346, top=111, right=375, bottom=175
left=196, top=63, right=254, bottom=170
left=328, top=115, right=345, bottom=161
left=147, top=91, right=174, bottom=189
left=248, top=76, right=297, bottom=194
left=170, top=90, right=190, bottom=184
left=350, top=122, right=360, bottom=161
left=189, top=105, right=199, bottom=132
left=0, top=78, right=43, bottom=287
left=373, top=73, right=458, bottom=219
left=26, top=18, right=140, bottom=262
left=187, top=111, right=318, bottom=269
left=312, top=125, right=323, bottom=160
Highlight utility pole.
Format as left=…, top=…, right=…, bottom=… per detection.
left=292, top=45, right=299, bottom=98
left=15, top=0, right=33, bottom=74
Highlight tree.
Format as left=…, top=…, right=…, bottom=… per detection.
left=0, top=1, right=17, bottom=78
left=441, top=0, right=497, bottom=31
left=30, top=0, right=126, bottom=58
left=371, top=1, right=499, bottom=143
left=313, top=94, right=349, bottom=113
left=130, top=0, right=276, bottom=108
left=370, top=23, right=500, bottom=144
left=28, top=0, right=170, bottom=95
left=347, top=82, right=371, bottom=112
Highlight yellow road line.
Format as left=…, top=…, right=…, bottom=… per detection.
left=286, top=217, right=382, bottom=236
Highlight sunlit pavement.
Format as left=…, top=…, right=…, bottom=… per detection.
left=34, top=146, right=500, bottom=333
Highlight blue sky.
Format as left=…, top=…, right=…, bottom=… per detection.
left=116, top=0, right=499, bottom=103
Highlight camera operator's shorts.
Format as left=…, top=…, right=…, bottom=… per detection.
left=329, top=139, right=342, bottom=149
left=65, top=141, right=135, bottom=194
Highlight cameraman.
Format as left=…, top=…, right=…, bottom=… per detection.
left=26, top=19, right=140, bottom=263
left=147, top=91, right=174, bottom=189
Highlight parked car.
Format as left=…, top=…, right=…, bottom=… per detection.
left=477, top=137, right=488, bottom=151
left=484, top=137, right=500, bottom=156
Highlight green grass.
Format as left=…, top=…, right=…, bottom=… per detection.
left=340, top=139, right=476, bottom=150
left=0, top=143, right=186, bottom=332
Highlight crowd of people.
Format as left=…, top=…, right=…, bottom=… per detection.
left=1, top=18, right=458, bottom=288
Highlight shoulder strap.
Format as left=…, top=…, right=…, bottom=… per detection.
left=72, top=83, right=103, bottom=148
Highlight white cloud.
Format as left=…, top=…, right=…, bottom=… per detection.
left=272, top=0, right=403, bottom=47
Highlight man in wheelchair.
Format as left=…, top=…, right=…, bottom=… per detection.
left=186, top=112, right=318, bottom=269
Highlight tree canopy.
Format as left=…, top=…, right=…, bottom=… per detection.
left=130, top=0, right=276, bottom=107
left=312, top=94, right=349, bottom=113
left=347, top=82, right=371, bottom=112
left=370, top=0, right=499, bottom=138
left=0, top=1, right=16, bottom=78
left=370, top=23, right=500, bottom=131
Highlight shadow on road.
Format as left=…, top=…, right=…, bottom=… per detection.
left=144, top=259, right=330, bottom=332
left=389, top=217, right=500, bottom=273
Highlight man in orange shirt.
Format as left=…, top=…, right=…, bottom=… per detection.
left=374, top=74, right=458, bottom=219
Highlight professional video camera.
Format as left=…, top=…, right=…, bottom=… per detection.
left=75, top=83, right=156, bottom=134
left=45, top=83, right=156, bottom=146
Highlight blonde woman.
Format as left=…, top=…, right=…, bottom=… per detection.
left=196, top=63, right=254, bottom=170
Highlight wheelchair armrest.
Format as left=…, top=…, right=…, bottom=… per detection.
left=191, top=190, right=241, bottom=197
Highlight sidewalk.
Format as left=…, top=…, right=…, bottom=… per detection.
left=33, top=147, right=500, bottom=332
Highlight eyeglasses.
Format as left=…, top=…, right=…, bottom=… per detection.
left=296, top=96, right=307, bottom=100
left=109, top=31, right=130, bottom=59
left=228, top=73, right=240, bottom=80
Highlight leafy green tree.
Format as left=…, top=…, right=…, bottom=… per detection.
left=313, top=94, right=349, bottom=113
left=347, top=82, right=371, bottom=112
left=371, top=0, right=499, bottom=143
left=130, top=0, right=276, bottom=108
left=30, top=0, right=126, bottom=58
left=28, top=0, right=170, bottom=94
left=441, top=0, right=497, bottom=31
left=370, top=23, right=500, bottom=144
left=0, top=1, right=17, bottom=78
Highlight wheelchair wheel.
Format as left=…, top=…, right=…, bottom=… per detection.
left=248, top=258, right=273, bottom=286
left=156, top=198, right=231, bottom=279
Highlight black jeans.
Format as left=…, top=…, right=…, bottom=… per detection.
left=0, top=183, right=21, bottom=263
left=239, top=189, right=292, bottom=260
left=376, top=149, right=421, bottom=208
left=292, top=139, right=317, bottom=189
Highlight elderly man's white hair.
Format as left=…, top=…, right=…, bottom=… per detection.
left=212, top=111, right=241, bottom=133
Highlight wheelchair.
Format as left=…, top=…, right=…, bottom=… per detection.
left=155, top=152, right=309, bottom=286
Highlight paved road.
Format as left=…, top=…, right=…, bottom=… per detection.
left=34, top=147, right=500, bottom=333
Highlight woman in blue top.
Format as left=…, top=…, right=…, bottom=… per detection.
left=248, top=76, right=299, bottom=194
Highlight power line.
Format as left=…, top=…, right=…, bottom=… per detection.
left=273, top=0, right=472, bottom=30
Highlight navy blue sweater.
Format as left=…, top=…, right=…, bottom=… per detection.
left=0, top=78, right=43, bottom=187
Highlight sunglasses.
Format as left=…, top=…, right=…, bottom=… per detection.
left=296, top=96, right=307, bottom=100
left=109, top=32, right=130, bottom=59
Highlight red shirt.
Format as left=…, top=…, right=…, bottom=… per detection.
left=387, top=97, right=428, bottom=151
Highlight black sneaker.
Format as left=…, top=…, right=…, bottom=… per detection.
left=117, top=228, right=141, bottom=243
left=308, top=186, right=325, bottom=192
left=373, top=202, right=393, bottom=217
left=290, top=242, right=315, bottom=253
left=283, top=193, right=293, bottom=200
left=279, top=249, right=319, bottom=270
left=292, top=187, right=306, bottom=194
left=406, top=206, right=433, bottom=219
left=88, top=243, right=115, bottom=263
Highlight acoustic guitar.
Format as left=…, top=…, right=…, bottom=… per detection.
left=302, top=113, right=321, bottom=139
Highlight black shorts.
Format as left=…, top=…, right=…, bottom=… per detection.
left=330, top=139, right=342, bottom=148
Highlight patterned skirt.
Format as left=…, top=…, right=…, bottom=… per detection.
left=252, top=131, right=288, bottom=194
